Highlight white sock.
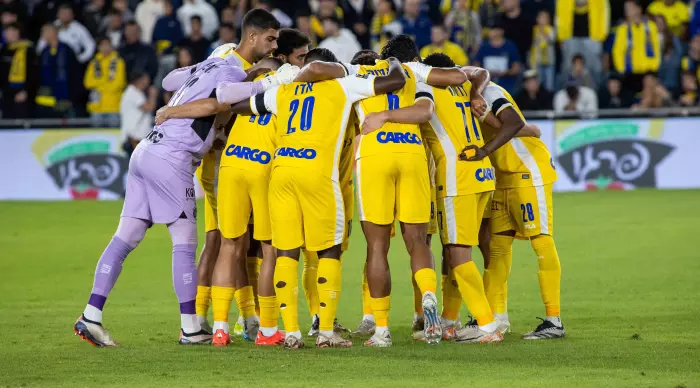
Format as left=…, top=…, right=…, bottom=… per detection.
left=181, top=314, right=200, bottom=333
left=375, top=326, right=389, bottom=336
left=495, top=312, right=509, bottom=322
left=197, top=315, right=209, bottom=325
left=363, top=314, right=375, bottom=323
left=441, top=318, right=456, bottom=327
left=260, top=326, right=278, bottom=336
left=320, top=330, right=334, bottom=337
left=84, top=305, right=103, bottom=323
left=213, top=321, right=229, bottom=333
left=546, top=316, right=562, bottom=327
left=286, top=330, right=302, bottom=339
left=479, top=321, right=498, bottom=333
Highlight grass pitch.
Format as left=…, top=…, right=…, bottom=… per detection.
left=1, top=189, right=699, bottom=388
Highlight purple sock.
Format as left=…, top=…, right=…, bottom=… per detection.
left=172, top=244, right=197, bottom=314
left=88, top=237, right=133, bottom=309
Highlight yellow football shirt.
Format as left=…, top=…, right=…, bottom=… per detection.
left=480, top=82, right=557, bottom=189
left=252, top=74, right=379, bottom=182
left=647, top=0, right=689, bottom=36
left=418, top=81, right=495, bottom=197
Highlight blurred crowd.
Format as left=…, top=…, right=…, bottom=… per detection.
left=2, top=0, right=700, bottom=123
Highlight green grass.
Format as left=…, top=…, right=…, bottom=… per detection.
left=1, top=189, right=699, bottom=388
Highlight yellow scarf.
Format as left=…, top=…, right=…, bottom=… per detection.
left=556, top=0, right=610, bottom=42
left=8, top=41, right=31, bottom=85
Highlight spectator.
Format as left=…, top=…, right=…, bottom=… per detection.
left=28, top=0, right=61, bottom=42
left=152, top=0, right=184, bottom=56
left=515, top=69, right=554, bottom=111
left=420, top=25, right=468, bottom=66
left=444, top=0, right=482, bottom=57
left=120, top=72, right=157, bottom=158
left=178, top=0, right=219, bottom=39
left=39, top=4, right=96, bottom=64
left=598, top=73, right=634, bottom=108
left=161, top=46, right=192, bottom=106
left=296, top=9, right=318, bottom=46
left=181, top=15, right=211, bottom=63
left=479, top=0, right=503, bottom=30
left=655, top=14, right=682, bottom=94
left=556, top=0, right=610, bottom=75
left=119, top=21, right=158, bottom=81
left=35, top=23, right=80, bottom=118
left=681, top=35, right=700, bottom=82
left=634, top=72, right=672, bottom=108
left=554, top=79, right=598, bottom=113
left=501, top=0, right=534, bottom=63
left=370, top=0, right=396, bottom=52
left=318, top=15, right=361, bottom=63
left=311, top=0, right=343, bottom=41
left=473, top=24, right=521, bottom=93
left=209, top=23, right=236, bottom=56
left=612, top=0, right=661, bottom=94
left=273, top=27, right=311, bottom=67
left=84, top=37, right=126, bottom=127
left=0, top=22, right=36, bottom=118
left=342, top=0, right=374, bottom=49
left=135, top=0, right=165, bottom=44
left=108, top=0, right=135, bottom=25
left=677, top=71, right=699, bottom=107
left=529, top=10, right=555, bottom=91
left=220, top=7, right=236, bottom=26
left=560, top=53, right=596, bottom=90
left=258, top=0, right=293, bottom=28
left=102, top=9, right=124, bottom=49
left=1, top=7, right=18, bottom=30
left=646, top=0, right=688, bottom=37
left=398, top=0, right=432, bottom=49
left=0, top=0, right=28, bottom=25
left=83, top=0, right=106, bottom=38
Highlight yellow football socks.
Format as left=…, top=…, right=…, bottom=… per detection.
left=234, top=285, right=256, bottom=319
left=453, top=261, right=495, bottom=326
left=370, top=296, right=390, bottom=327
left=195, top=285, right=211, bottom=318
left=259, top=295, right=278, bottom=329
left=531, top=235, right=561, bottom=317
left=211, top=286, right=235, bottom=323
left=317, top=258, right=342, bottom=332
left=361, top=264, right=373, bottom=316
left=441, top=271, right=461, bottom=321
left=274, top=257, right=300, bottom=333
left=484, top=234, right=514, bottom=315
left=414, top=267, right=437, bottom=296
left=302, top=249, right=320, bottom=317
left=246, top=256, right=260, bottom=314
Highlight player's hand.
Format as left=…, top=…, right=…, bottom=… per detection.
left=268, top=63, right=300, bottom=86
left=470, top=92, right=487, bottom=117
left=459, top=145, right=488, bottom=161
left=155, top=106, right=172, bottom=125
left=361, top=111, right=388, bottom=135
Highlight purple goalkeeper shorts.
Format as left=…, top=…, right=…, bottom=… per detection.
left=121, top=147, right=196, bottom=225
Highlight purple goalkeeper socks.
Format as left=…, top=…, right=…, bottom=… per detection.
left=87, top=236, right=133, bottom=310
left=172, top=244, right=197, bottom=314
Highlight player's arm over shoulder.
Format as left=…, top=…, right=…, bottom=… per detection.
left=404, top=61, right=468, bottom=87
left=154, top=98, right=230, bottom=125
left=294, top=61, right=351, bottom=83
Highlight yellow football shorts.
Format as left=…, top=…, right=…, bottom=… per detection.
left=217, top=166, right=271, bottom=241
left=269, top=167, right=345, bottom=251
left=356, top=153, right=430, bottom=225
left=490, top=184, right=554, bottom=237
left=341, top=180, right=354, bottom=251
left=195, top=151, right=219, bottom=232
left=438, top=192, right=492, bottom=246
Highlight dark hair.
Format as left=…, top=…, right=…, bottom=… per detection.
left=242, top=8, right=281, bottom=32
left=256, top=56, right=285, bottom=70
left=58, top=2, right=73, bottom=11
left=97, top=35, right=112, bottom=45
left=351, top=49, right=380, bottom=65
left=273, top=28, right=311, bottom=57
left=381, top=34, right=419, bottom=62
left=572, top=53, right=585, bottom=64
left=422, top=52, right=455, bottom=68
left=190, top=15, right=202, bottom=24
left=304, top=48, right=338, bottom=64
left=322, top=15, right=342, bottom=27
left=4, top=22, right=20, bottom=31
left=125, top=20, right=139, bottom=28
left=129, top=71, right=148, bottom=83
left=108, top=8, right=122, bottom=16
left=220, top=22, right=235, bottom=31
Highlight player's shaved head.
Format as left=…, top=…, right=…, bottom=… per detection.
left=254, top=57, right=285, bottom=71
left=351, top=49, right=380, bottom=65
left=304, top=48, right=338, bottom=65
left=381, top=34, right=420, bottom=63
left=422, top=52, right=455, bottom=68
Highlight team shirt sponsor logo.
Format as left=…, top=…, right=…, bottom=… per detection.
left=376, top=131, right=423, bottom=145
left=274, top=147, right=317, bottom=159
left=225, top=144, right=272, bottom=164
left=475, top=167, right=495, bottom=182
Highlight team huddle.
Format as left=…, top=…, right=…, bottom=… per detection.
left=73, top=8, right=564, bottom=350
